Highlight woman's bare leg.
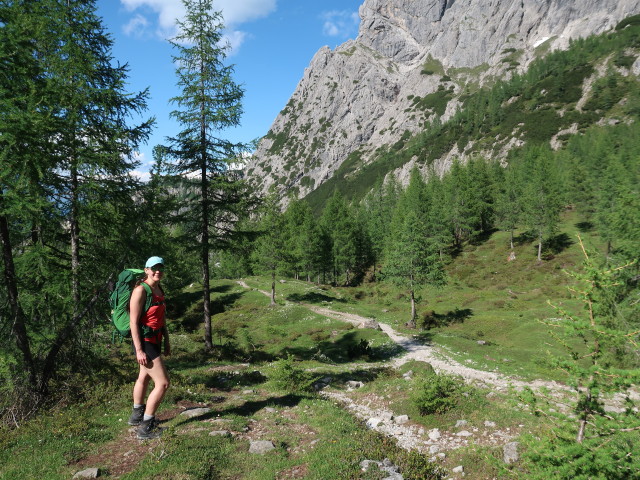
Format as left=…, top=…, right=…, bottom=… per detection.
left=141, top=356, right=170, bottom=416
left=133, top=369, right=151, bottom=406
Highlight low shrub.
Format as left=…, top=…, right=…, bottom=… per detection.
left=411, top=373, right=461, bottom=415
left=269, top=354, right=316, bottom=393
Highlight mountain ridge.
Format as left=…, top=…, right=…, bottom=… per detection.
left=245, top=0, right=640, bottom=204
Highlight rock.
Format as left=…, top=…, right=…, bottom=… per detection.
left=394, top=414, right=409, bottom=425
left=428, top=429, right=441, bottom=440
left=504, top=441, right=520, bottom=464
left=209, top=430, right=231, bottom=437
left=73, top=468, right=100, bottom=479
left=264, top=407, right=277, bottom=413
left=452, top=465, right=464, bottom=473
left=249, top=440, right=276, bottom=454
left=358, top=319, right=380, bottom=330
left=484, top=420, right=496, bottom=427
left=633, top=56, right=640, bottom=76
left=477, top=340, right=486, bottom=345
left=346, top=380, right=365, bottom=389
left=429, top=445, right=440, bottom=454
left=379, top=411, right=394, bottom=421
left=456, top=430, right=473, bottom=437
left=180, top=407, right=211, bottom=418
left=360, top=458, right=403, bottom=479
left=366, top=418, right=383, bottom=429
left=455, top=420, right=468, bottom=427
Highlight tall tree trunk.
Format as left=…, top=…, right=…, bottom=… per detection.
left=0, top=210, right=37, bottom=388
left=537, top=230, right=543, bottom=262
left=270, top=270, right=276, bottom=306
left=202, top=161, right=213, bottom=351
left=70, top=163, right=81, bottom=309
left=409, top=288, right=417, bottom=329
left=200, top=56, right=214, bottom=351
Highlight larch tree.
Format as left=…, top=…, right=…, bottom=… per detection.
left=251, top=196, right=289, bottom=306
left=520, top=146, right=562, bottom=262
left=164, top=0, right=250, bottom=351
left=385, top=170, right=445, bottom=327
left=1, top=0, right=153, bottom=400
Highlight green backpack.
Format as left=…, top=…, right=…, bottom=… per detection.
left=109, top=268, right=154, bottom=342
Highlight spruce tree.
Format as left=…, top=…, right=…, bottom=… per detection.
left=495, top=163, right=523, bottom=250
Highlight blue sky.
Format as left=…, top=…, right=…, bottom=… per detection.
left=96, top=0, right=363, bottom=179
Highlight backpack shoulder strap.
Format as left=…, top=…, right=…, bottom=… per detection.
left=141, top=282, right=153, bottom=313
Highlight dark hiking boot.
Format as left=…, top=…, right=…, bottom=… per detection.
left=127, top=405, right=145, bottom=426
left=137, top=417, right=162, bottom=440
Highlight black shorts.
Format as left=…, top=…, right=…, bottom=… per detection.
left=132, top=341, right=162, bottom=361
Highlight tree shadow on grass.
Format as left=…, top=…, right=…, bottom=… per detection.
left=470, top=228, right=498, bottom=246
left=189, top=369, right=267, bottom=391
left=278, top=331, right=404, bottom=364
left=171, top=284, right=235, bottom=317
left=514, top=231, right=537, bottom=246
left=420, top=308, right=473, bottom=329
left=177, top=291, right=245, bottom=332
left=546, top=232, right=574, bottom=254
left=286, top=292, right=348, bottom=304
left=575, top=221, right=594, bottom=233
left=173, top=394, right=308, bottom=428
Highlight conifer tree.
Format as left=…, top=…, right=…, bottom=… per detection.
left=519, top=239, right=640, bottom=478
left=444, top=159, right=476, bottom=247
left=283, top=200, right=323, bottom=282
left=42, top=0, right=153, bottom=308
left=164, top=0, right=250, bottom=350
left=362, top=176, right=399, bottom=278
left=251, top=196, right=289, bottom=305
left=385, top=170, right=445, bottom=326
left=424, top=170, right=453, bottom=260
left=495, top=163, right=523, bottom=250
left=520, top=147, right=562, bottom=261
left=1, top=0, right=153, bottom=398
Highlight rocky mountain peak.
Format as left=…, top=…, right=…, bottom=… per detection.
left=245, top=0, right=639, bottom=204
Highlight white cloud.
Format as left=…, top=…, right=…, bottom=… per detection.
left=214, top=0, right=276, bottom=26
left=321, top=10, right=360, bottom=38
left=119, top=0, right=276, bottom=51
left=131, top=169, right=151, bottom=182
left=123, top=13, right=151, bottom=38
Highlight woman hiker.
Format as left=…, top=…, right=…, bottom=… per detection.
left=127, top=256, right=171, bottom=439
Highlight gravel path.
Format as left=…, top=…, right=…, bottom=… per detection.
left=236, top=280, right=638, bottom=460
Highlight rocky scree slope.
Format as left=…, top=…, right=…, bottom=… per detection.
left=245, top=0, right=639, bottom=203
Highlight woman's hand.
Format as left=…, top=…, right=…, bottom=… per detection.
left=136, top=347, right=148, bottom=366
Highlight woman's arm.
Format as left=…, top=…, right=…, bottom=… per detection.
left=129, top=285, right=147, bottom=366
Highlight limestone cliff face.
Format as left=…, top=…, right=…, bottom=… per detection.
left=245, top=0, right=639, bottom=201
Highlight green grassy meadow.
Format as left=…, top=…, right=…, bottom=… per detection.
left=0, top=211, right=631, bottom=479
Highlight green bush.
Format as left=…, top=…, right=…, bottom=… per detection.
left=411, top=373, right=461, bottom=415
left=269, top=354, right=316, bottom=393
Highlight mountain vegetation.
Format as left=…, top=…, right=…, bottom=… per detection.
left=1, top=1, right=639, bottom=479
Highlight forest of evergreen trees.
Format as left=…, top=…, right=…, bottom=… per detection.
left=222, top=124, right=640, bottom=325
left=1, top=0, right=639, bottom=427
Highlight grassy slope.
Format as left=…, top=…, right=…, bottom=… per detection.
left=0, top=212, right=619, bottom=479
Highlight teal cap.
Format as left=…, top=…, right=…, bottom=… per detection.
left=145, top=256, right=165, bottom=268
